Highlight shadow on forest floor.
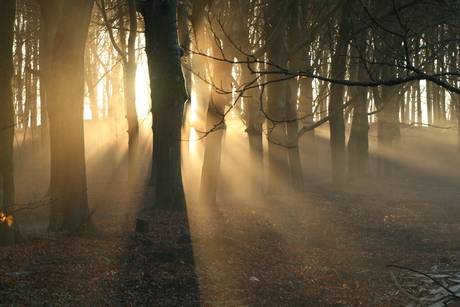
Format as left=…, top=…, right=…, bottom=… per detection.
left=5, top=125, right=460, bottom=305
left=3, top=170, right=460, bottom=306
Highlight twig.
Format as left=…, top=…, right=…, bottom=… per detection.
left=75, top=204, right=99, bottom=233
left=387, top=265, right=460, bottom=300
left=389, top=271, right=421, bottom=303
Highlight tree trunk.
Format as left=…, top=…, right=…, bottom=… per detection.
left=36, top=0, right=64, bottom=175
left=234, top=0, right=264, bottom=197
left=375, top=64, right=401, bottom=178
left=265, top=4, right=291, bottom=194
left=85, top=45, right=99, bottom=121
left=347, top=88, right=369, bottom=181
left=197, top=7, right=234, bottom=207
left=47, top=0, right=97, bottom=232
left=347, top=31, right=370, bottom=181
left=124, top=0, right=139, bottom=188
left=329, top=1, right=353, bottom=186
left=286, top=85, right=305, bottom=192
left=0, top=0, right=28, bottom=245
left=243, top=77, right=265, bottom=196
left=198, top=93, right=227, bottom=207
left=139, top=0, right=187, bottom=211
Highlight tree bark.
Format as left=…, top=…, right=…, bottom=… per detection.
left=197, top=4, right=233, bottom=207
left=347, top=30, right=370, bottom=181
left=265, top=2, right=292, bottom=194
left=286, top=84, right=305, bottom=192
left=46, top=0, right=97, bottom=232
left=36, top=0, right=65, bottom=183
left=0, top=0, right=28, bottom=245
left=139, top=0, right=187, bottom=211
left=374, top=64, right=401, bottom=178
left=329, top=1, right=353, bottom=186
left=234, top=0, right=265, bottom=196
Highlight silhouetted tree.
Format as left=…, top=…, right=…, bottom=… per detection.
left=139, top=0, right=187, bottom=211
left=0, top=0, right=28, bottom=245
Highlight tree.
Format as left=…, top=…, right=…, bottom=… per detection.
left=138, top=0, right=187, bottom=211
left=35, top=0, right=64, bottom=166
left=0, top=0, right=28, bottom=245
left=45, top=0, right=98, bottom=231
left=97, top=0, right=140, bottom=188
left=197, top=1, right=234, bottom=208
left=328, top=0, right=353, bottom=186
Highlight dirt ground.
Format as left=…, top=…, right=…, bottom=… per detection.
left=2, top=124, right=460, bottom=306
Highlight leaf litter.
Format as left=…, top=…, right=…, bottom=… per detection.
left=2, top=174, right=460, bottom=306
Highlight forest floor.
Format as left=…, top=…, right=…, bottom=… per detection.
left=3, top=125, right=460, bottom=306
left=2, top=169, right=460, bottom=306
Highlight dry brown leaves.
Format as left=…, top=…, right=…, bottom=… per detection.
left=2, top=176, right=460, bottom=306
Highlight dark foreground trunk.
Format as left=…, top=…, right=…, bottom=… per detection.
left=139, top=0, right=187, bottom=211
left=0, top=0, right=28, bottom=245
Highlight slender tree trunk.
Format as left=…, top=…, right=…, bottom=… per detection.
left=242, top=69, right=265, bottom=196
left=265, top=4, right=291, bottom=194
left=234, top=0, right=264, bottom=196
left=285, top=1, right=305, bottom=192
left=286, top=85, right=304, bottom=192
left=375, top=64, right=401, bottom=178
left=197, top=7, right=233, bottom=207
left=347, top=29, right=370, bottom=181
left=85, top=46, right=99, bottom=121
left=298, top=75, right=317, bottom=175
left=125, top=0, right=139, bottom=188
left=198, top=92, right=227, bottom=207
left=329, top=1, right=353, bottom=186
left=139, top=0, right=187, bottom=211
left=185, top=0, right=210, bottom=200
left=347, top=88, right=369, bottom=181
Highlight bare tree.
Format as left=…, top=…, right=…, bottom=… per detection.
left=0, top=0, right=28, bottom=245
left=45, top=0, right=98, bottom=231
left=96, top=0, right=140, bottom=187
left=138, top=0, right=187, bottom=211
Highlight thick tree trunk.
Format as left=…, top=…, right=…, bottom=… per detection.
left=139, top=0, right=187, bottom=211
left=0, top=0, right=28, bottom=245
left=36, top=0, right=64, bottom=183
left=47, top=0, right=97, bottom=232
